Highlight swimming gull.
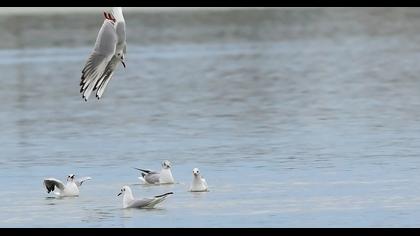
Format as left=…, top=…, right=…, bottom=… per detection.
left=134, top=160, right=175, bottom=184
left=190, top=168, right=208, bottom=192
left=43, top=174, right=92, bottom=197
left=117, top=185, right=173, bottom=209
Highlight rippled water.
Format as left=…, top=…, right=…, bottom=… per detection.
left=2, top=7, right=420, bottom=227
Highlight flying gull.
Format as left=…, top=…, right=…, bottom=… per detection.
left=80, top=7, right=127, bottom=101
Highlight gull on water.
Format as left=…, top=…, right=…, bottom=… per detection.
left=43, top=174, right=92, bottom=197
left=117, top=185, right=173, bottom=209
left=80, top=7, right=127, bottom=101
left=134, top=160, right=175, bottom=184
left=190, top=168, right=208, bottom=192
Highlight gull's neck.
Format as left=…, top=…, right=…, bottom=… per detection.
left=123, top=187, right=134, bottom=208
left=193, top=175, right=202, bottom=184
left=160, top=168, right=174, bottom=183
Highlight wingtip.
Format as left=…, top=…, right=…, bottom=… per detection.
left=154, top=192, right=174, bottom=198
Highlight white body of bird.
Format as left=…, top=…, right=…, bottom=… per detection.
left=158, top=168, right=174, bottom=184
left=190, top=168, right=208, bottom=192
left=60, top=181, right=80, bottom=196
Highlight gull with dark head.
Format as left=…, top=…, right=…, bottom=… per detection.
left=190, top=168, right=208, bottom=192
left=80, top=7, right=127, bottom=101
left=117, top=185, right=173, bottom=209
left=134, top=160, right=175, bottom=184
left=43, top=174, right=92, bottom=197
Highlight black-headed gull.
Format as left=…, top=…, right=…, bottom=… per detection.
left=190, top=168, right=208, bottom=192
left=117, top=185, right=173, bottom=209
left=134, top=160, right=175, bottom=184
left=80, top=7, right=127, bottom=101
left=43, top=174, right=92, bottom=197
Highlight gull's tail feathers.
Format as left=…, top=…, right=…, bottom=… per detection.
left=105, top=7, right=124, bottom=23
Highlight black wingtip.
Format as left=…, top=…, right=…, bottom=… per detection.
left=154, top=192, right=174, bottom=198
left=133, top=168, right=150, bottom=173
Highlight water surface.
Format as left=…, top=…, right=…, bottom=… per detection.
left=1, top=8, right=420, bottom=227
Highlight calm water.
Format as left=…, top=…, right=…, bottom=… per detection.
left=2, top=7, right=420, bottom=227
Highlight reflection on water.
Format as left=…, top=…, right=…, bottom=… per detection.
left=2, top=7, right=420, bottom=227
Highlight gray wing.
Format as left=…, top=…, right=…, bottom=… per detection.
left=43, top=178, right=65, bottom=193
left=202, top=178, right=208, bottom=189
left=95, top=55, right=119, bottom=99
left=127, top=198, right=155, bottom=208
left=80, top=20, right=117, bottom=101
left=144, top=172, right=160, bottom=184
left=75, top=177, right=92, bottom=187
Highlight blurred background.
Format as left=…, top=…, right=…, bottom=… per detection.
left=2, top=7, right=420, bottom=227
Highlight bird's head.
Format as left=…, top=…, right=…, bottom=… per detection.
left=117, top=185, right=130, bottom=196
left=193, top=168, right=200, bottom=176
left=67, top=174, right=75, bottom=182
left=162, top=160, right=171, bottom=169
left=116, top=51, right=126, bottom=68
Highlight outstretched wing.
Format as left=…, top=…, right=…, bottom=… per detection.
left=43, top=178, right=65, bottom=193
left=95, top=55, right=119, bottom=99
left=75, top=177, right=92, bottom=187
left=80, top=20, right=117, bottom=101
